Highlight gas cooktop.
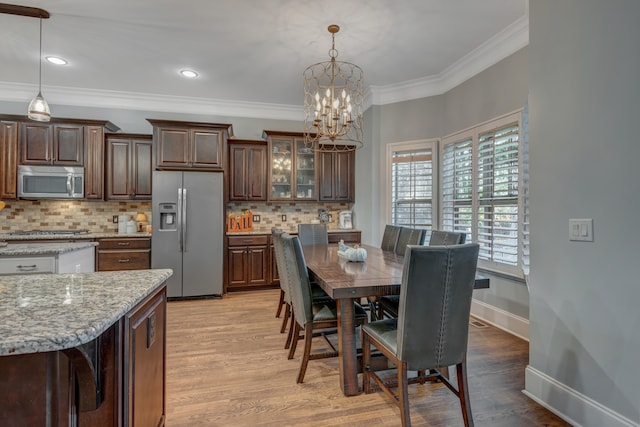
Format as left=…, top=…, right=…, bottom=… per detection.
left=9, top=229, right=90, bottom=236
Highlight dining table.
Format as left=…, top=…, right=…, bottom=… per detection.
left=301, top=243, right=489, bottom=396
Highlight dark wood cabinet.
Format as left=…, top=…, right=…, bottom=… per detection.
left=270, top=243, right=280, bottom=285
left=264, top=131, right=318, bottom=201
left=0, top=121, right=18, bottom=199
left=319, top=150, right=355, bottom=202
left=96, top=237, right=151, bottom=271
left=19, top=123, right=84, bottom=166
left=226, top=235, right=270, bottom=291
left=124, top=285, right=166, bottom=427
left=228, top=141, right=267, bottom=201
left=84, top=126, right=105, bottom=199
left=148, top=119, right=232, bottom=171
left=328, top=230, right=361, bottom=244
left=105, top=134, right=152, bottom=201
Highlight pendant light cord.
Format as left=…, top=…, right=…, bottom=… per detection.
left=38, top=17, right=43, bottom=94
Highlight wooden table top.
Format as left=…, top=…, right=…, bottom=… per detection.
left=302, top=244, right=489, bottom=300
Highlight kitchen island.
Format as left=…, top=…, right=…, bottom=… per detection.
left=0, top=241, right=98, bottom=274
left=0, top=268, right=172, bottom=426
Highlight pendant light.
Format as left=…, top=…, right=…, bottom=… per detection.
left=27, top=17, right=50, bottom=121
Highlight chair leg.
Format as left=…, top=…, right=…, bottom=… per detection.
left=280, top=303, right=290, bottom=333
left=362, top=330, right=372, bottom=394
left=398, top=360, right=411, bottom=427
left=456, top=358, right=474, bottom=427
left=276, top=289, right=285, bottom=318
left=288, top=322, right=300, bottom=360
left=296, top=324, right=314, bottom=383
left=285, top=311, right=296, bottom=350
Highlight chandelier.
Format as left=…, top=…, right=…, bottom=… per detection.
left=303, top=25, right=364, bottom=152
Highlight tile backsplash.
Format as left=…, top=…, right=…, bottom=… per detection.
left=0, top=200, right=151, bottom=233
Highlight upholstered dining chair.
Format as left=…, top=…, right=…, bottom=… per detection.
left=362, top=243, right=480, bottom=427
left=280, top=233, right=368, bottom=383
left=395, top=227, right=426, bottom=256
left=378, top=229, right=467, bottom=319
left=297, top=223, right=329, bottom=246
left=272, top=228, right=332, bottom=350
left=380, top=224, right=402, bottom=252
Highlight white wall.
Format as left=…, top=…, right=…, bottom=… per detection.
left=527, top=1, right=640, bottom=425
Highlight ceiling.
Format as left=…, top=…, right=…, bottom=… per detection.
left=0, top=0, right=528, bottom=120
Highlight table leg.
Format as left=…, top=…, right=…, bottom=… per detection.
left=336, top=297, right=359, bottom=396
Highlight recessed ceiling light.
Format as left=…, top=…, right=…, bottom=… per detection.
left=45, top=56, right=68, bottom=65
left=180, top=69, right=198, bottom=78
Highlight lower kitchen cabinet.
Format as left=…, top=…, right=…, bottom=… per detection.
left=226, top=235, right=270, bottom=292
left=328, top=230, right=361, bottom=245
left=97, top=237, right=151, bottom=271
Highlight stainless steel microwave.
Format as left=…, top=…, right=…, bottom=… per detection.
left=18, top=165, right=85, bottom=199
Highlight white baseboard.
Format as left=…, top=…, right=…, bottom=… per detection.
left=470, top=298, right=529, bottom=341
left=524, top=366, right=639, bottom=427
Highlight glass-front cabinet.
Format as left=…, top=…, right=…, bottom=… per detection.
left=265, top=131, right=317, bottom=201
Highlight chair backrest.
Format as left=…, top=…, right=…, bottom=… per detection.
left=396, top=244, right=480, bottom=370
left=428, top=230, right=467, bottom=246
left=280, top=233, right=314, bottom=326
left=297, top=223, right=329, bottom=246
left=271, top=227, right=289, bottom=299
left=380, top=224, right=401, bottom=252
left=395, top=227, right=426, bottom=256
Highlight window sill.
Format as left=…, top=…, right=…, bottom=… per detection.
left=476, top=266, right=526, bottom=284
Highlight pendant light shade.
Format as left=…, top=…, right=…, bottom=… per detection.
left=28, top=17, right=51, bottom=122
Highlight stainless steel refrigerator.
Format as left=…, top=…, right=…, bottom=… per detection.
left=151, top=171, right=223, bottom=298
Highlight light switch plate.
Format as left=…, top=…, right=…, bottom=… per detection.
left=569, top=218, right=593, bottom=242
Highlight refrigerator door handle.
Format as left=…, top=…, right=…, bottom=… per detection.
left=182, top=188, right=188, bottom=252
left=177, top=188, right=183, bottom=252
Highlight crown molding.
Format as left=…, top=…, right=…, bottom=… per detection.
left=367, top=15, right=529, bottom=106
left=0, top=15, right=528, bottom=119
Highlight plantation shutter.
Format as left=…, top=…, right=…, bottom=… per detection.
left=441, top=139, right=474, bottom=241
left=390, top=148, right=433, bottom=229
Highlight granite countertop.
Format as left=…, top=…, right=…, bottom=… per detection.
left=0, top=268, right=173, bottom=356
left=0, top=241, right=98, bottom=257
left=0, top=232, right=152, bottom=241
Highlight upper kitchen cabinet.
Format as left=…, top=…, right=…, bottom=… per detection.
left=0, top=120, right=18, bottom=199
left=148, top=119, right=232, bottom=171
left=263, top=131, right=317, bottom=202
left=105, top=134, right=152, bottom=201
left=228, top=140, right=267, bottom=201
left=319, top=150, right=355, bottom=202
left=20, top=122, right=83, bottom=166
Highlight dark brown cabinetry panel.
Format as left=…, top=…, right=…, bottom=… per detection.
left=226, top=235, right=270, bottom=291
left=19, top=123, right=84, bottom=166
left=328, top=230, right=361, bottom=244
left=97, top=237, right=151, bottom=271
left=84, top=126, right=105, bottom=199
left=105, top=134, right=152, bottom=201
left=148, top=119, right=232, bottom=171
left=0, top=121, right=18, bottom=199
left=124, top=287, right=166, bottom=427
left=228, top=141, right=267, bottom=201
left=319, top=150, right=355, bottom=202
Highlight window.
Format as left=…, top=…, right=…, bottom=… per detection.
left=387, top=140, right=437, bottom=234
left=441, top=111, right=527, bottom=277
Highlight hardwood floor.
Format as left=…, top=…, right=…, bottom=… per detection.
left=165, top=290, right=570, bottom=426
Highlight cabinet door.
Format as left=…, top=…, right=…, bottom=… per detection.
left=229, top=145, right=248, bottom=200
left=84, top=126, right=104, bottom=199
left=294, top=138, right=316, bottom=200
left=0, top=121, right=18, bottom=199
left=156, top=127, right=190, bottom=168
left=227, top=248, right=248, bottom=286
left=247, top=246, right=269, bottom=285
left=53, top=125, right=84, bottom=165
left=20, top=122, right=51, bottom=164
left=247, top=146, right=267, bottom=200
left=125, top=288, right=166, bottom=427
left=106, top=139, right=132, bottom=200
left=132, top=140, right=152, bottom=199
left=319, top=151, right=354, bottom=202
left=190, top=129, right=223, bottom=170
left=270, top=244, right=279, bottom=285
left=269, top=137, right=293, bottom=200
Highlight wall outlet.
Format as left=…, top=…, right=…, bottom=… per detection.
left=75, top=264, right=81, bottom=273
left=113, top=215, right=118, bottom=223
left=281, top=214, right=287, bottom=222
left=253, top=215, right=260, bottom=223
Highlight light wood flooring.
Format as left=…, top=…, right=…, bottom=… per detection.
left=165, top=290, right=570, bottom=427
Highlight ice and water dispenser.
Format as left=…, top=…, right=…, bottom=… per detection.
left=158, top=203, right=177, bottom=230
